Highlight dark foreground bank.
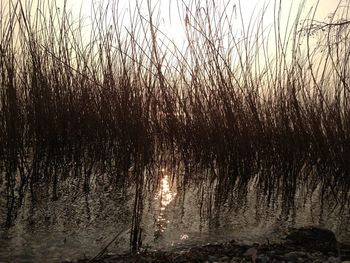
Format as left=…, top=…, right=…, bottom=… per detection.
left=65, top=228, right=350, bottom=263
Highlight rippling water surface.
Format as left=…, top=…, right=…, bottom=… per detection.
left=0, top=167, right=349, bottom=263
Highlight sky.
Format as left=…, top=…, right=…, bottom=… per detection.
left=37, top=0, right=340, bottom=28
left=59, top=0, right=340, bottom=47
left=1, top=0, right=342, bottom=41
left=0, top=0, right=345, bottom=62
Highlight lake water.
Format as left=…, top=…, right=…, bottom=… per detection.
left=0, top=165, right=349, bottom=262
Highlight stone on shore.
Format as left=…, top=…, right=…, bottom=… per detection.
left=285, top=226, right=338, bottom=253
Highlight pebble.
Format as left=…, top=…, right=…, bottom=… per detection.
left=328, top=257, right=341, bottom=263
left=256, top=254, right=268, bottom=263
left=284, top=251, right=308, bottom=261
left=138, top=256, right=152, bottom=263
left=244, top=247, right=258, bottom=257
left=219, top=256, right=230, bottom=262
left=207, top=255, right=218, bottom=262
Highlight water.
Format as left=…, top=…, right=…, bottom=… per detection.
left=0, top=165, right=349, bottom=262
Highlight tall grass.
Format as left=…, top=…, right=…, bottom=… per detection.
left=0, top=0, right=349, bottom=250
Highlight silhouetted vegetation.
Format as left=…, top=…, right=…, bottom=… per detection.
left=0, top=0, right=349, bottom=252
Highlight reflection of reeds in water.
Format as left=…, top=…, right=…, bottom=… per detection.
left=0, top=0, right=350, bottom=252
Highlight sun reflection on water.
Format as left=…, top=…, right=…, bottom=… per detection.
left=154, top=169, right=177, bottom=239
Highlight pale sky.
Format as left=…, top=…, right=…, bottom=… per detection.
left=1, top=0, right=341, bottom=43
left=58, top=0, right=341, bottom=46
left=0, top=0, right=344, bottom=62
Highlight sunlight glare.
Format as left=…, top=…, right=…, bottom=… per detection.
left=156, top=173, right=176, bottom=207
left=154, top=169, right=177, bottom=238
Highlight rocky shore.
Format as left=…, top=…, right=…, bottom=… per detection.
left=67, top=227, right=350, bottom=263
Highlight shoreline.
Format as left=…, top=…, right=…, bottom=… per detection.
left=68, top=239, right=350, bottom=263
